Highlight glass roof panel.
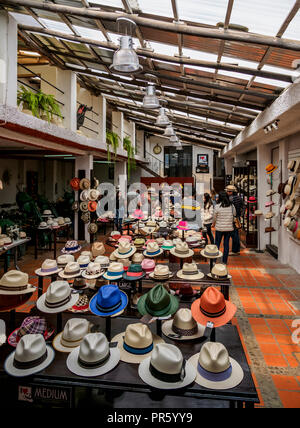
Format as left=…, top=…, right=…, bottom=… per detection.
left=10, top=12, right=42, bottom=27
left=39, top=18, right=73, bottom=34
left=283, top=10, right=300, bottom=40
left=89, top=0, right=123, bottom=8
left=73, top=25, right=107, bottom=41
left=177, top=0, right=228, bottom=25
left=137, top=0, right=174, bottom=18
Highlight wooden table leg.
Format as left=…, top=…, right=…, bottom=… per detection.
left=106, top=316, right=112, bottom=341
left=38, top=276, right=44, bottom=298
left=53, top=230, right=57, bottom=259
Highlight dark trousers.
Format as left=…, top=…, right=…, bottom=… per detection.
left=215, top=230, right=234, bottom=265
left=203, top=223, right=215, bottom=245
left=115, top=217, right=123, bottom=232
left=232, top=227, right=241, bottom=253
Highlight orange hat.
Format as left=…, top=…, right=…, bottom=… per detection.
left=191, top=286, right=236, bottom=328
left=70, top=177, right=80, bottom=191
left=88, top=201, right=98, bottom=212
left=265, top=163, right=278, bottom=174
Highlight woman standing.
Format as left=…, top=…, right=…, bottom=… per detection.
left=212, top=191, right=236, bottom=265
left=201, top=193, right=215, bottom=244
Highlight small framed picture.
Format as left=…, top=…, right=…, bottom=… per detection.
left=197, top=154, right=208, bottom=165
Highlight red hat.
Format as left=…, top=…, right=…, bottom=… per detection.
left=88, top=201, right=98, bottom=212
left=191, top=286, right=236, bottom=328
left=70, top=177, right=80, bottom=191
left=175, top=283, right=198, bottom=297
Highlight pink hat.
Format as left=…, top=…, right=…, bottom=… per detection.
left=177, top=221, right=189, bottom=231
left=141, top=258, right=156, bottom=273
left=133, top=209, right=145, bottom=220
left=118, top=235, right=132, bottom=243
left=143, top=239, right=156, bottom=249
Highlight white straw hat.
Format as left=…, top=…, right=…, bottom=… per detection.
left=94, top=256, right=110, bottom=269
left=113, top=241, right=136, bottom=259
left=35, top=259, right=62, bottom=277
left=207, top=264, right=232, bottom=280
left=162, top=308, right=205, bottom=341
left=58, top=262, right=82, bottom=279
left=111, top=323, right=164, bottom=364
left=188, top=342, right=244, bottom=390
left=81, top=262, right=104, bottom=280
left=170, top=242, right=194, bottom=259
left=138, top=343, right=196, bottom=390
left=4, top=334, right=55, bottom=377
left=77, top=255, right=90, bottom=270
left=52, top=318, right=90, bottom=353
left=200, top=244, right=223, bottom=259
left=36, top=280, right=79, bottom=314
left=143, top=242, right=163, bottom=258
left=66, top=333, right=120, bottom=377
left=176, top=262, right=204, bottom=280
left=149, top=264, right=173, bottom=280
left=102, top=262, right=124, bottom=280
left=0, top=270, right=36, bottom=295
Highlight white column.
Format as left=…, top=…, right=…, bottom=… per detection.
left=114, top=161, right=127, bottom=190
left=74, top=155, right=93, bottom=242
left=131, top=121, right=136, bottom=152
left=278, top=138, right=289, bottom=264
left=257, top=144, right=270, bottom=251
left=0, top=11, right=17, bottom=106
left=56, top=69, right=77, bottom=132
left=98, top=95, right=106, bottom=146
left=112, top=111, right=124, bottom=143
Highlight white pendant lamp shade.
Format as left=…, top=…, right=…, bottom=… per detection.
left=155, top=107, right=170, bottom=126
left=164, top=124, right=175, bottom=137
left=170, top=134, right=179, bottom=143
left=143, top=85, right=160, bottom=109
left=110, top=36, right=142, bottom=73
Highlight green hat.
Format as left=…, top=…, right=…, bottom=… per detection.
left=134, top=238, right=145, bottom=247
left=123, top=264, right=145, bottom=281
left=137, top=284, right=179, bottom=317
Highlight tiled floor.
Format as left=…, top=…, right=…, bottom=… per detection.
left=1, top=233, right=300, bottom=408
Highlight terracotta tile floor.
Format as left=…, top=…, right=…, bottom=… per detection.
left=1, top=232, right=300, bottom=408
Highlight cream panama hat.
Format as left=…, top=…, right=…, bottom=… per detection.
left=81, top=262, right=104, bottom=280
left=38, top=222, right=48, bottom=229
left=36, top=280, right=79, bottom=313
left=94, top=255, right=110, bottom=269
left=131, top=252, right=144, bottom=264
left=77, top=255, right=90, bottom=270
left=161, top=240, right=174, bottom=250
left=176, top=262, right=204, bottom=280
left=4, top=334, right=55, bottom=377
left=188, top=342, right=244, bottom=390
left=170, top=242, right=194, bottom=259
left=66, top=333, right=120, bottom=377
left=102, top=262, right=124, bottom=281
left=0, top=270, right=36, bottom=295
left=143, top=242, right=163, bottom=258
left=201, top=244, right=223, bottom=259
left=113, top=241, right=136, bottom=259
left=207, top=264, right=232, bottom=280
left=52, top=318, right=90, bottom=353
left=149, top=264, right=173, bottom=280
left=138, top=343, right=196, bottom=390
left=80, top=189, right=90, bottom=202
left=111, top=323, right=164, bottom=364
left=162, top=308, right=205, bottom=341
left=88, top=188, right=100, bottom=201
left=80, top=250, right=93, bottom=260
left=35, top=259, right=62, bottom=277
left=91, top=242, right=105, bottom=258
left=58, top=262, right=82, bottom=279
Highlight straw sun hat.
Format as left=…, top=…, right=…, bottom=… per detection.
left=149, top=265, right=173, bottom=280
left=207, top=264, right=232, bottom=280
left=36, top=280, right=79, bottom=314
left=162, top=308, right=205, bottom=341
left=200, top=245, right=223, bottom=259
left=176, top=262, right=204, bottom=280
left=35, top=259, right=62, bottom=277
left=0, top=270, right=36, bottom=295
left=170, top=242, right=194, bottom=259
left=52, top=318, right=91, bottom=353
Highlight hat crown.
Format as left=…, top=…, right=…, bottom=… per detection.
left=183, top=262, right=198, bottom=273
left=146, top=284, right=170, bottom=310
left=124, top=323, right=152, bottom=349
left=65, top=262, right=80, bottom=273
left=132, top=253, right=144, bottom=263
left=205, top=245, right=218, bottom=254
left=62, top=318, right=89, bottom=341
left=154, top=265, right=170, bottom=274
left=200, top=286, right=225, bottom=314
left=108, top=262, right=123, bottom=272
left=79, top=333, right=109, bottom=364
left=199, top=342, right=231, bottom=373
left=46, top=281, right=70, bottom=304
left=86, top=262, right=101, bottom=274
left=118, top=241, right=131, bottom=253
left=211, top=263, right=228, bottom=277
left=18, top=317, right=47, bottom=337
left=128, top=264, right=143, bottom=273
left=173, top=308, right=197, bottom=330
left=0, top=270, right=28, bottom=288
left=147, top=242, right=159, bottom=251
left=77, top=255, right=90, bottom=264
left=151, top=343, right=183, bottom=375
left=94, top=256, right=109, bottom=265
left=15, top=334, right=46, bottom=363
left=81, top=251, right=92, bottom=258
left=41, top=259, right=57, bottom=269
left=97, top=284, right=121, bottom=308
left=141, top=258, right=155, bottom=269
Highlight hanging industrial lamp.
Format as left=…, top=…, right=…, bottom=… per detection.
left=155, top=107, right=170, bottom=126
left=170, top=134, right=179, bottom=143
left=143, top=84, right=160, bottom=109
left=110, top=18, right=142, bottom=73
left=164, top=124, right=175, bottom=137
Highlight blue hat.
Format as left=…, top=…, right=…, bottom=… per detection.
left=89, top=284, right=128, bottom=317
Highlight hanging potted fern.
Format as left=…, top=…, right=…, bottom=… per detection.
left=106, top=130, right=120, bottom=163
left=17, top=85, right=39, bottom=117
left=123, top=136, right=136, bottom=180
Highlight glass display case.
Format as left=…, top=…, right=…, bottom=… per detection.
left=233, top=160, right=258, bottom=248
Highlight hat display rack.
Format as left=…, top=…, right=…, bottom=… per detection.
left=282, top=157, right=300, bottom=245
left=264, top=161, right=281, bottom=238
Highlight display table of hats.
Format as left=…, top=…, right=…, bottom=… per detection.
left=0, top=236, right=31, bottom=273
left=34, top=219, right=72, bottom=260
left=0, top=308, right=259, bottom=408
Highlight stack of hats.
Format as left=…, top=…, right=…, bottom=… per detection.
left=133, top=238, right=145, bottom=250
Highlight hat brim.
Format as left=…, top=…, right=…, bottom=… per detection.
left=111, top=331, right=164, bottom=364
left=36, top=293, right=79, bottom=314
left=7, top=325, right=55, bottom=347
left=207, top=273, right=232, bottom=280
left=188, top=353, right=244, bottom=390
left=58, top=271, right=82, bottom=279
left=113, top=247, right=136, bottom=259
left=81, top=270, right=104, bottom=280
left=66, top=346, right=120, bottom=377
left=200, top=249, right=223, bottom=259
left=176, top=271, right=205, bottom=280
left=169, top=248, right=194, bottom=258
left=34, top=267, right=62, bottom=277
left=0, top=284, right=36, bottom=295
left=89, top=290, right=128, bottom=316
left=102, top=273, right=124, bottom=281
left=162, top=320, right=205, bottom=341
left=4, top=345, right=55, bottom=377
left=148, top=272, right=173, bottom=280
left=122, top=272, right=146, bottom=282
left=143, top=249, right=163, bottom=258
left=266, top=166, right=277, bottom=174
left=138, top=357, right=196, bottom=390
left=191, top=298, right=237, bottom=328
left=61, top=246, right=81, bottom=254
left=137, top=293, right=179, bottom=318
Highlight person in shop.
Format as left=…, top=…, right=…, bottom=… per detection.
left=115, top=190, right=125, bottom=232
left=212, top=191, right=236, bottom=265
left=201, top=193, right=215, bottom=245
left=225, top=185, right=244, bottom=256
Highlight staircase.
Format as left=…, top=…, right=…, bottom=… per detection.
left=140, top=151, right=165, bottom=178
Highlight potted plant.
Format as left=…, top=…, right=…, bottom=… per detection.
left=123, top=136, right=136, bottom=179
left=17, top=85, right=39, bottom=117
left=38, top=91, right=63, bottom=124
left=106, top=130, right=120, bottom=163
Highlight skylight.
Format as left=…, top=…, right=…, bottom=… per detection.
left=137, top=0, right=174, bottom=18
left=39, top=18, right=73, bottom=34
left=73, top=25, right=107, bottom=42
left=177, top=0, right=229, bottom=26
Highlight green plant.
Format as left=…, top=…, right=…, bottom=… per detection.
left=123, top=136, right=136, bottom=179
left=17, top=85, right=63, bottom=123
left=106, top=130, right=120, bottom=163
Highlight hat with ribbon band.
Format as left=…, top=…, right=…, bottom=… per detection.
left=123, top=264, right=145, bottom=281
left=102, top=262, right=124, bottom=281
left=52, top=318, right=90, bottom=353
left=7, top=316, right=55, bottom=348
left=36, top=280, right=79, bottom=314
left=162, top=308, right=205, bottom=341
left=89, top=284, right=128, bottom=317
left=176, top=262, right=204, bottom=280
left=137, top=283, right=179, bottom=318
left=35, top=259, right=62, bottom=277
left=143, top=242, right=163, bottom=258
left=207, top=264, right=232, bottom=280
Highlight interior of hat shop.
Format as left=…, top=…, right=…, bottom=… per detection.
left=0, top=0, right=300, bottom=411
